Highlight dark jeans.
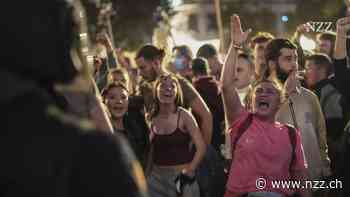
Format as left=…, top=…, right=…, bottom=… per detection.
left=196, top=145, right=226, bottom=197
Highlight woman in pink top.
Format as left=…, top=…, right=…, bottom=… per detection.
left=220, top=14, right=308, bottom=197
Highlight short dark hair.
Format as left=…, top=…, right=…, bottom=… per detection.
left=136, top=44, right=165, bottom=62
left=196, top=44, right=218, bottom=59
left=316, top=32, right=336, bottom=56
left=250, top=32, right=275, bottom=49
left=306, top=53, right=334, bottom=76
left=264, top=38, right=297, bottom=64
left=264, top=38, right=297, bottom=78
left=172, top=45, right=193, bottom=59
left=316, top=32, right=336, bottom=43
left=191, top=57, right=210, bottom=76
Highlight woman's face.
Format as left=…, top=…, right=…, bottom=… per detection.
left=105, top=86, right=129, bottom=118
left=251, top=82, right=281, bottom=118
left=157, top=77, right=178, bottom=104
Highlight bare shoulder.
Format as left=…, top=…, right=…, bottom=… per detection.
left=178, top=107, right=199, bottom=133
left=178, top=107, right=194, bottom=119
left=178, top=107, right=198, bottom=125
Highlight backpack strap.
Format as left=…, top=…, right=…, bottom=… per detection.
left=285, top=124, right=297, bottom=172
left=224, top=113, right=253, bottom=174
left=231, top=113, right=253, bottom=160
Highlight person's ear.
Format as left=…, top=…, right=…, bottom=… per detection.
left=267, top=60, right=277, bottom=78
left=152, top=59, right=161, bottom=69
left=320, top=67, right=328, bottom=79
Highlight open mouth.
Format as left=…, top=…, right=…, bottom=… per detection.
left=163, top=91, right=174, bottom=98
left=258, top=101, right=270, bottom=109
left=112, top=106, right=125, bottom=111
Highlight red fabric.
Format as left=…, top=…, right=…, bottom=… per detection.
left=152, top=128, right=194, bottom=166
left=226, top=110, right=307, bottom=196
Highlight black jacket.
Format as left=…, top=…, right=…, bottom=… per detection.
left=0, top=71, right=149, bottom=197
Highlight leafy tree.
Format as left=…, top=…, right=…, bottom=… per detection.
left=82, top=0, right=172, bottom=51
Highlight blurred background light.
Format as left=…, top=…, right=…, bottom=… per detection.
left=171, top=0, right=183, bottom=7
left=300, top=35, right=316, bottom=51
left=281, top=15, right=289, bottom=22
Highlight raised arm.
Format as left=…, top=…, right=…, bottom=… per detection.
left=178, top=77, right=213, bottom=145
left=220, top=14, right=251, bottom=127
left=333, top=16, right=350, bottom=100
left=334, top=17, right=350, bottom=59
left=290, top=23, right=312, bottom=69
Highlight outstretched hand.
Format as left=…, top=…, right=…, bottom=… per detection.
left=230, top=14, right=251, bottom=46
left=336, top=16, right=350, bottom=34
left=296, top=23, right=312, bottom=34
left=284, top=70, right=301, bottom=98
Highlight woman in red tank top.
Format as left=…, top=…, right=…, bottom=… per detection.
left=147, top=74, right=206, bottom=197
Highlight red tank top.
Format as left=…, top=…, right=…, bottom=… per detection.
left=152, top=110, right=194, bottom=166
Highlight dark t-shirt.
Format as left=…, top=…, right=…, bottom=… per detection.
left=193, top=76, right=224, bottom=151
left=114, top=111, right=150, bottom=168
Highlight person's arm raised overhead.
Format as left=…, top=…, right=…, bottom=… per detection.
left=220, top=14, right=251, bottom=127
left=333, top=16, right=350, bottom=99
left=334, top=16, right=350, bottom=60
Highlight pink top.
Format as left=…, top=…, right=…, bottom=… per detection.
left=226, top=110, right=307, bottom=196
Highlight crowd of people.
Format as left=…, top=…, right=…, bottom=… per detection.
left=2, top=1, right=350, bottom=197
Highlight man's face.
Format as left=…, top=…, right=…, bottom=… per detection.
left=277, top=48, right=298, bottom=74
left=234, top=57, right=254, bottom=89
left=173, top=50, right=193, bottom=79
left=305, top=60, right=324, bottom=88
left=207, top=55, right=222, bottom=75
left=136, top=57, right=158, bottom=82
left=317, top=39, right=332, bottom=56
left=253, top=41, right=269, bottom=75
left=173, top=50, right=191, bottom=70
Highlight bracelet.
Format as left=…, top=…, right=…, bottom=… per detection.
left=231, top=43, right=243, bottom=50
